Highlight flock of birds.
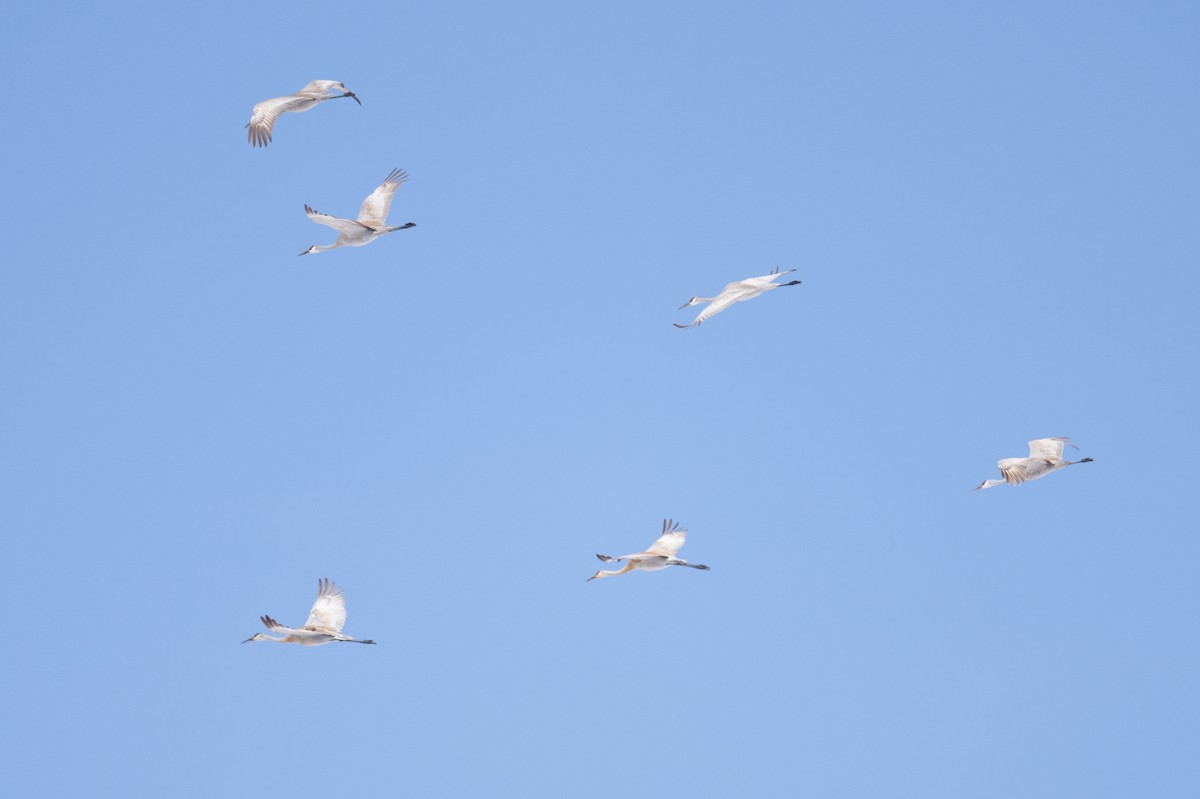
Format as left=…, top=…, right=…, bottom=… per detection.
left=238, top=79, right=1096, bottom=648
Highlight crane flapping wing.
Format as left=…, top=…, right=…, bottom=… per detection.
left=357, top=169, right=409, bottom=228
left=297, top=80, right=339, bottom=94
left=304, top=205, right=368, bottom=235
left=997, top=458, right=1027, bottom=485
left=303, top=578, right=347, bottom=633
left=674, top=290, right=747, bottom=329
left=260, top=615, right=302, bottom=634
left=247, top=94, right=312, bottom=147
left=1028, top=437, right=1075, bottom=462
left=645, top=519, right=688, bottom=557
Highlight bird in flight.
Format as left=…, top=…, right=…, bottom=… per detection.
left=242, top=578, right=376, bottom=646
left=675, top=267, right=801, bottom=329
left=587, top=519, right=711, bottom=581
left=300, top=168, right=417, bottom=255
left=246, top=80, right=361, bottom=147
left=974, top=437, right=1094, bottom=491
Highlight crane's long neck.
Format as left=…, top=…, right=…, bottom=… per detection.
left=591, top=562, right=636, bottom=580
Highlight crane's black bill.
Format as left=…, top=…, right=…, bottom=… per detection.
left=343, top=92, right=362, bottom=105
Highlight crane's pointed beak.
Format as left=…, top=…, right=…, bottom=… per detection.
left=241, top=636, right=255, bottom=643
left=344, top=92, right=362, bottom=105
left=299, top=249, right=311, bottom=256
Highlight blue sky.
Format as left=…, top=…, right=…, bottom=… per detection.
left=2, top=1, right=1198, bottom=796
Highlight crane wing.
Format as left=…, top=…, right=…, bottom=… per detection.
left=645, top=519, right=688, bottom=557
left=303, top=578, right=347, bottom=633
left=305, top=205, right=369, bottom=236
left=357, top=169, right=409, bottom=228
left=246, top=94, right=315, bottom=147
left=297, top=80, right=341, bottom=95
left=997, top=458, right=1027, bottom=485
left=260, top=615, right=303, bottom=634
left=674, top=290, right=749, bottom=328
left=1028, top=437, right=1074, bottom=462
left=750, top=268, right=796, bottom=285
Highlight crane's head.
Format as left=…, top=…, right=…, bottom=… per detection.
left=299, top=245, right=318, bottom=256
left=678, top=296, right=703, bottom=310
left=586, top=570, right=606, bottom=582
left=241, top=633, right=268, bottom=643
left=328, top=83, right=362, bottom=105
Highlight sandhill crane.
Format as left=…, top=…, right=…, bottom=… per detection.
left=242, top=578, right=376, bottom=646
left=587, top=519, right=711, bottom=581
left=974, top=437, right=1094, bottom=491
left=675, top=267, right=801, bottom=329
left=299, top=168, right=417, bottom=255
left=246, top=80, right=361, bottom=147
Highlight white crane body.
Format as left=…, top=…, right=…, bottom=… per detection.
left=675, top=267, right=801, bottom=328
left=588, top=519, right=711, bottom=580
left=974, top=437, right=1094, bottom=491
left=243, top=578, right=376, bottom=646
left=246, top=80, right=361, bottom=147
left=300, top=168, right=417, bottom=255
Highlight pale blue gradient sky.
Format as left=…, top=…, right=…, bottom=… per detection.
left=2, top=2, right=1198, bottom=796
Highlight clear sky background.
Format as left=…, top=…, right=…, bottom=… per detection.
left=2, top=1, right=1198, bottom=796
